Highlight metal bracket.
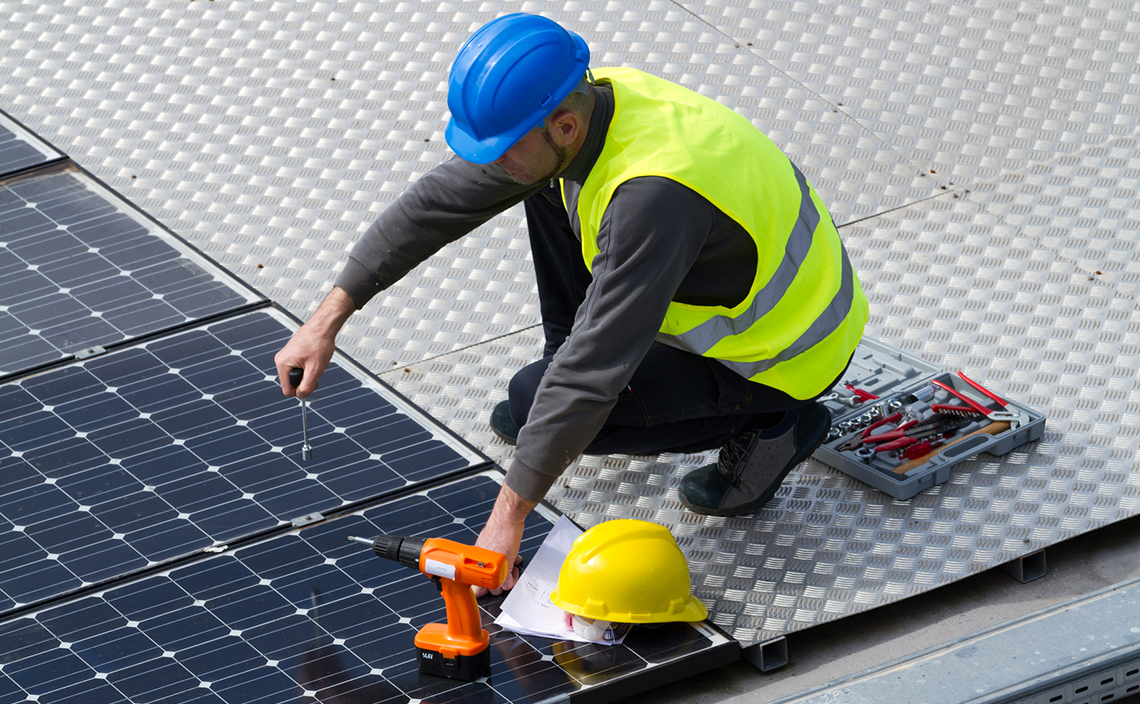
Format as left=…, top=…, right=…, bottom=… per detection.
left=1001, top=549, right=1047, bottom=583
left=291, top=512, right=324, bottom=528
left=74, top=345, right=106, bottom=360
left=742, top=636, right=789, bottom=672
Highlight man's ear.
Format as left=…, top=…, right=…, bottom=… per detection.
left=549, top=112, right=580, bottom=146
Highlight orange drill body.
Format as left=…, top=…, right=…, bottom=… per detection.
left=352, top=534, right=507, bottom=681
left=414, top=538, right=507, bottom=659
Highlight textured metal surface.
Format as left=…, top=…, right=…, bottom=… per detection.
left=691, top=0, right=1140, bottom=186
left=385, top=185, right=1140, bottom=646
left=2, top=0, right=1139, bottom=654
left=971, top=132, right=1140, bottom=304
left=0, top=0, right=940, bottom=372
left=383, top=327, right=546, bottom=471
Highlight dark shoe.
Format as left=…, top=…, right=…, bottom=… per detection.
left=490, top=400, right=520, bottom=445
left=679, top=403, right=831, bottom=517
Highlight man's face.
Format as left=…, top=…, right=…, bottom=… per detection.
left=494, top=122, right=570, bottom=185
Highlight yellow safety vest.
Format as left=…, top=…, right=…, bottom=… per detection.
left=565, top=68, right=868, bottom=399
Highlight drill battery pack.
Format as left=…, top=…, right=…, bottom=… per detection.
left=353, top=534, right=506, bottom=682
left=416, top=644, right=490, bottom=681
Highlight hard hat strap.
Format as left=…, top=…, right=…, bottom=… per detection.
left=569, top=71, right=593, bottom=96
left=571, top=614, right=617, bottom=641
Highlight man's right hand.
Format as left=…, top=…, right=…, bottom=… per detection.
left=273, top=287, right=357, bottom=398
left=473, top=483, right=537, bottom=597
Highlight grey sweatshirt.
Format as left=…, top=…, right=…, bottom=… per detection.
left=336, top=84, right=758, bottom=502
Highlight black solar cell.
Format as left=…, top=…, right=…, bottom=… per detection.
left=0, top=111, right=62, bottom=178
left=0, top=474, right=732, bottom=704
left=0, top=166, right=260, bottom=379
left=0, top=310, right=480, bottom=617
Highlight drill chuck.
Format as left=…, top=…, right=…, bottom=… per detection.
left=350, top=534, right=425, bottom=571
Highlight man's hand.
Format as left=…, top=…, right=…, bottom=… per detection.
left=474, top=483, right=537, bottom=596
left=274, top=287, right=356, bottom=398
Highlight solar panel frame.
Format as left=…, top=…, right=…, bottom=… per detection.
left=0, top=162, right=264, bottom=382
left=0, top=307, right=488, bottom=619
left=0, top=108, right=65, bottom=179
left=0, top=472, right=737, bottom=704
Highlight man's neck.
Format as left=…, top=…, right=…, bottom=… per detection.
left=557, top=84, right=614, bottom=184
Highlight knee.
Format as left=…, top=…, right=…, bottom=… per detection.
left=507, top=359, right=549, bottom=426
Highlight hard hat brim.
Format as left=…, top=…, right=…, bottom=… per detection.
left=550, top=587, right=710, bottom=624
left=678, top=597, right=709, bottom=623
left=444, top=117, right=532, bottom=165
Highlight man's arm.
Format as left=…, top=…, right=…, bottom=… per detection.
left=335, top=158, right=540, bottom=307
left=273, top=157, right=547, bottom=591
left=274, top=158, right=538, bottom=393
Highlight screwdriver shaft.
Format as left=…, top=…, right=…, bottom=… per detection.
left=288, top=367, right=313, bottom=461
left=300, top=396, right=312, bottom=460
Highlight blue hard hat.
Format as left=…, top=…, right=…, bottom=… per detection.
left=446, top=14, right=590, bottom=164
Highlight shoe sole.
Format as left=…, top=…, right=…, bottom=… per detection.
left=679, top=406, right=832, bottom=518
left=490, top=423, right=518, bottom=446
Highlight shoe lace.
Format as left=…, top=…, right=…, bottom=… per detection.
left=717, top=430, right=758, bottom=481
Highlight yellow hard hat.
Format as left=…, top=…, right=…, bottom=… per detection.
left=549, top=519, right=708, bottom=623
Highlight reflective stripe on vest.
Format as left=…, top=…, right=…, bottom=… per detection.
left=710, top=246, right=857, bottom=379
left=569, top=68, right=867, bottom=398
left=656, top=162, right=822, bottom=351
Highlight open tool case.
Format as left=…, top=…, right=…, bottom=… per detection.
left=812, top=339, right=1047, bottom=500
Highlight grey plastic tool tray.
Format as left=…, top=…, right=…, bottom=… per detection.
left=812, top=338, right=1046, bottom=500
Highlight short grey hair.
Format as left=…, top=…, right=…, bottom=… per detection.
left=554, top=71, right=594, bottom=117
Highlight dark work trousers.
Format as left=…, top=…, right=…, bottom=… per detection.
left=512, top=182, right=845, bottom=456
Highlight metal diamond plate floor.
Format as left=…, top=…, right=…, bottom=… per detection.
left=698, top=0, right=1140, bottom=185
left=1, top=0, right=1138, bottom=662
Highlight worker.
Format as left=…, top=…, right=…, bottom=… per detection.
left=274, top=13, right=868, bottom=593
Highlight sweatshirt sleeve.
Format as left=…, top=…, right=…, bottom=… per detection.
left=504, top=177, right=717, bottom=502
left=335, top=156, right=542, bottom=309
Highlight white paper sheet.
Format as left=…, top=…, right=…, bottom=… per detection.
left=495, top=515, right=629, bottom=645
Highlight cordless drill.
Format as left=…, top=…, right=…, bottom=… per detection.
left=350, top=534, right=507, bottom=681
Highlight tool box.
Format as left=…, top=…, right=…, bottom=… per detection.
left=811, top=338, right=1047, bottom=500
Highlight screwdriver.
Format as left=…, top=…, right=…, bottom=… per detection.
left=288, top=368, right=313, bottom=461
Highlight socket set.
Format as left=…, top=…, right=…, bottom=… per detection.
left=812, top=339, right=1046, bottom=500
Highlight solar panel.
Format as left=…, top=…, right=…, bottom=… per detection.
left=0, top=308, right=485, bottom=617
left=0, top=473, right=735, bottom=704
left=0, top=164, right=262, bottom=380
left=0, top=109, right=63, bottom=178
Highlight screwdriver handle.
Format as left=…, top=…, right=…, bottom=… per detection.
left=288, top=367, right=303, bottom=389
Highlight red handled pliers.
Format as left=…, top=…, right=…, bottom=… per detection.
left=931, top=372, right=1028, bottom=430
